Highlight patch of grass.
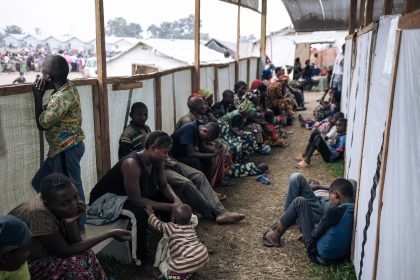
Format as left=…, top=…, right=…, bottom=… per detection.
left=321, top=159, right=344, bottom=178
left=306, top=261, right=357, bottom=280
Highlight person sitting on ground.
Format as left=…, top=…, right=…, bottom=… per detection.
left=233, top=81, right=247, bottom=107
left=10, top=173, right=131, bottom=279
left=196, top=89, right=218, bottom=123
left=301, top=89, right=340, bottom=129
left=117, top=104, right=245, bottom=224
left=0, top=215, right=31, bottom=280
left=262, top=173, right=355, bottom=265
left=296, top=118, right=347, bottom=168
left=324, top=112, right=345, bottom=146
left=170, top=121, right=223, bottom=183
left=271, top=67, right=289, bottom=84
left=145, top=204, right=209, bottom=279
left=12, top=72, right=26, bottom=84
left=90, top=132, right=181, bottom=268
left=31, top=55, right=86, bottom=231
left=211, top=90, right=235, bottom=119
left=175, top=96, right=206, bottom=130
left=263, top=110, right=288, bottom=147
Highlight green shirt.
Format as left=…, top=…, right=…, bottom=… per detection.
left=0, top=262, right=30, bottom=280
left=39, top=81, right=85, bottom=157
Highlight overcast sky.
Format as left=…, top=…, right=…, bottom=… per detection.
left=0, top=0, right=291, bottom=42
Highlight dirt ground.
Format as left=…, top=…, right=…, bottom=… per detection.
left=191, top=91, right=337, bottom=280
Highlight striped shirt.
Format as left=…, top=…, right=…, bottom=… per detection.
left=148, top=214, right=209, bottom=273
left=118, top=123, right=151, bottom=159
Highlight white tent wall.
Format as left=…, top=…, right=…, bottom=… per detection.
left=200, top=67, right=215, bottom=94
left=217, top=67, right=230, bottom=101
left=174, top=70, right=193, bottom=122
left=0, top=85, right=98, bottom=213
left=239, top=60, right=248, bottom=83
left=249, top=58, right=258, bottom=84
left=228, top=63, right=236, bottom=91
left=341, top=39, right=353, bottom=117
left=161, top=74, right=175, bottom=134
left=264, top=36, right=295, bottom=67
left=129, top=79, right=156, bottom=133
left=376, top=28, right=420, bottom=280
left=344, top=31, right=372, bottom=181
left=352, top=16, right=399, bottom=280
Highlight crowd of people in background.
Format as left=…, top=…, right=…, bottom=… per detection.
left=0, top=43, right=354, bottom=280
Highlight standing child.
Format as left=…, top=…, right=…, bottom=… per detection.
left=145, top=204, right=209, bottom=280
left=31, top=55, right=86, bottom=230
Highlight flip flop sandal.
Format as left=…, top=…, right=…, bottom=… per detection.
left=216, top=192, right=227, bottom=201
left=262, top=229, right=281, bottom=247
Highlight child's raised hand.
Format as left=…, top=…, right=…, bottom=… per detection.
left=144, top=205, right=154, bottom=216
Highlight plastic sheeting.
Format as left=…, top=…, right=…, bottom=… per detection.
left=161, top=74, right=175, bottom=134
left=345, top=31, right=372, bottom=181
left=228, top=63, right=236, bottom=92
left=174, top=70, right=192, bottom=122
left=341, top=39, right=353, bottom=117
left=217, top=66, right=230, bottom=101
left=200, top=66, right=215, bottom=94
left=239, top=60, right=248, bottom=84
left=0, top=86, right=98, bottom=213
left=249, top=58, right=258, bottom=83
left=377, top=28, right=420, bottom=280
left=352, top=16, right=399, bottom=280
left=218, top=0, right=259, bottom=12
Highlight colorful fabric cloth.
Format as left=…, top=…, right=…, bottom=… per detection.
left=228, top=162, right=262, bottom=178
left=28, top=249, right=107, bottom=280
left=39, top=81, right=85, bottom=157
left=0, top=262, right=30, bottom=280
left=118, top=122, right=151, bottom=159
left=148, top=215, right=208, bottom=273
left=328, top=133, right=346, bottom=156
left=166, top=270, right=193, bottom=280
left=237, top=100, right=255, bottom=114
left=250, top=80, right=261, bottom=90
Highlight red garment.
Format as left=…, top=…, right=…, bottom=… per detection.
left=250, top=80, right=261, bottom=91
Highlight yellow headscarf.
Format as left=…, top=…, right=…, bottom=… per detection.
left=198, top=88, right=214, bottom=100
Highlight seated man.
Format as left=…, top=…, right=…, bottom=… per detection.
left=170, top=121, right=222, bottom=179
left=211, top=90, right=235, bottom=118
left=296, top=118, right=347, bottom=168
left=175, top=96, right=206, bottom=130
left=262, top=173, right=355, bottom=265
left=118, top=103, right=244, bottom=224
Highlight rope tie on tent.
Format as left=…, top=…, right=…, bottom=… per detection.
left=358, top=134, right=384, bottom=279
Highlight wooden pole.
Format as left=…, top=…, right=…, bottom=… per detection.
left=364, top=0, right=375, bottom=27
left=192, top=0, right=200, bottom=92
left=94, top=0, right=111, bottom=173
left=371, top=29, right=402, bottom=280
left=260, top=0, right=267, bottom=76
left=351, top=22, right=377, bottom=260
left=246, top=59, right=250, bottom=85
left=214, top=67, right=219, bottom=101
left=349, top=0, right=358, bottom=34
left=384, top=0, right=393, bottom=14
left=155, top=76, right=162, bottom=130
left=360, top=0, right=366, bottom=28
left=404, top=0, right=415, bottom=13
left=92, top=84, right=103, bottom=179
left=235, top=0, right=241, bottom=82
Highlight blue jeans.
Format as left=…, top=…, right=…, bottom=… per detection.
left=283, top=172, right=326, bottom=222
left=32, top=141, right=86, bottom=229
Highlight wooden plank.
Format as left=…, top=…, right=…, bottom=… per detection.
left=112, top=82, right=143, bottom=91
left=404, top=0, right=415, bottom=13
left=351, top=21, right=378, bottom=260
left=399, top=9, right=420, bottom=29
left=236, top=0, right=241, bottom=61
left=364, top=0, right=375, bottom=27
left=384, top=0, right=393, bottom=14
left=349, top=0, right=358, bottom=34
left=360, top=0, right=366, bottom=28
left=155, top=76, right=162, bottom=130
left=260, top=0, right=267, bottom=61
left=95, top=0, right=111, bottom=173
left=345, top=33, right=356, bottom=40
left=246, top=59, right=250, bottom=85
left=192, top=0, right=201, bottom=92
left=214, top=66, right=219, bottom=102
left=358, top=22, right=374, bottom=37
left=106, top=66, right=194, bottom=83
left=91, top=84, right=103, bottom=180
left=371, top=29, right=402, bottom=280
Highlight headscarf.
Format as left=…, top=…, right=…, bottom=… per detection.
left=0, top=215, right=31, bottom=253
left=262, top=69, right=272, bottom=80
left=250, top=80, right=261, bottom=91
left=197, top=88, right=213, bottom=100
left=246, top=89, right=260, bottom=102
left=237, top=99, right=255, bottom=114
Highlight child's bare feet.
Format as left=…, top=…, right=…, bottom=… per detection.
left=215, top=211, right=245, bottom=224
left=296, top=160, right=310, bottom=168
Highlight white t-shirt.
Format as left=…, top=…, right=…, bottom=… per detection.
left=332, top=53, right=344, bottom=75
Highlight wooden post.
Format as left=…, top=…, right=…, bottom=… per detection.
left=214, top=67, right=219, bottom=101
left=260, top=0, right=267, bottom=75
left=404, top=0, right=415, bottom=13
left=364, top=0, right=375, bottom=27
left=371, top=30, right=402, bottom=280
left=235, top=0, right=241, bottom=82
left=349, top=0, right=358, bottom=34
left=92, top=84, right=103, bottom=179
left=360, top=0, right=366, bottom=28
left=351, top=22, right=377, bottom=260
left=384, top=0, right=393, bottom=14
left=192, top=0, right=200, bottom=92
left=94, top=0, right=111, bottom=173
left=155, top=76, right=162, bottom=130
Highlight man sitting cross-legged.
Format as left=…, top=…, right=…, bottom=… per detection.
left=262, top=173, right=355, bottom=265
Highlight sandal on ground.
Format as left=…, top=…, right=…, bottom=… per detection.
left=262, top=229, right=281, bottom=247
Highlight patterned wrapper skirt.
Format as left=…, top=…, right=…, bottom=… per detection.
left=28, top=249, right=107, bottom=280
